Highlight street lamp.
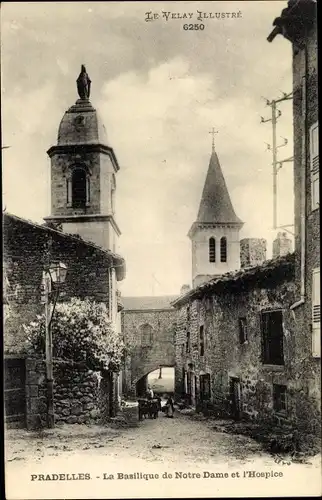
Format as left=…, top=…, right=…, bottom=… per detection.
left=43, top=261, right=68, bottom=428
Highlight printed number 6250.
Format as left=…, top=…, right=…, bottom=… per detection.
left=183, top=24, right=205, bottom=30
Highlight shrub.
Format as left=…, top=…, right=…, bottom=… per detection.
left=23, top=298, right=124, bottom=372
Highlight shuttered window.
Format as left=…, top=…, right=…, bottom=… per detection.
left=312, top=268, right=320, bottom=358
left=220, top=237, right=227, bottom=262
left=209, top=237, right=216, bottom=262
left=239, top=317, right=248, bottom=344
left=310, top=122, right=319, bottom=211
left=261, top=310, right=284, bottom=365
left=199, top=325, right=205, bottom=356
left=72, top=168, right=87, bottom=208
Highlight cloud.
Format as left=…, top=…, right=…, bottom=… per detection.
left=2, top=1, right=295, bottom=296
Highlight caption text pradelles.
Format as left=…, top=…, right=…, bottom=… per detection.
left=30, top=470, right=284, bottom=482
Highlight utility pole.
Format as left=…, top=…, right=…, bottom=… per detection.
left=42, top=236, right=54, bottom=428
left=151, top=273, right=161, bottom=296
left=260, top=92, right=293, bottom=230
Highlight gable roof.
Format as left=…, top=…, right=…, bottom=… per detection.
left=3, top=212, right=126, bottom=280
left=171, top=253, right=295, bottom=307
left=121, top=295, right=178, bottom=311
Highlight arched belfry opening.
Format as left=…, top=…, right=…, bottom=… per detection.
left=220, top=236, right=227, bottom=262
left=209, top=237, right=216, bottom=262
left=72, top=168, right=87, bottom=208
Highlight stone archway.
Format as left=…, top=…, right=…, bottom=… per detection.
left=133, top=364, right=175, bottom=397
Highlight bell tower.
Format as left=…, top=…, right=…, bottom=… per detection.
left=44, top=65, right=121, bottom=253
left=188, top=137, right=243, bottom=288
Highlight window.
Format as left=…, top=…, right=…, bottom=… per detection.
left=199, top=325, right=205, bottom=356
left=72, top=168, right=87, bottom=208
left=273, top=384, right=287, bottom=412
left=310, top=122, right=319, bottom=211
left=182, top=367, right=186, bottom=394
left=187, top=305, right=191, bottom=323
left=140, top=324, right=153, bottom=346
left=209, top=237, right=216, bottom=262
left=312, top=268, right=321, bottom=357
left=186, top=331, right=191, bottom=353
left=239, top=317, right=248, bottom=344
left=220, top=237, right=227, bottom=262
left=261, top=310, right=284, bottom=365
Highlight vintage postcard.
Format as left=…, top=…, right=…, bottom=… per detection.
left=2, top=0, right=321, bottom=498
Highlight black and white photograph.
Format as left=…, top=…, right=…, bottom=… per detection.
left=2, top=1, right=321, bottom=498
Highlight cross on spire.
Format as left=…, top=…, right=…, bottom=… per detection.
left=209, top=127, right=219, bottom=152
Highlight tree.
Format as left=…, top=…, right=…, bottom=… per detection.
left=23, top=298, right=124, bottom=371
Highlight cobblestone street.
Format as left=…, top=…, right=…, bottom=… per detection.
left=5, top=408, right=321, bottom=498
left=5, top=410, right=275, bottom=466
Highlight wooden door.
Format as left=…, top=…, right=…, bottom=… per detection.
left=4, top=358, right=26, bottom=428
left=229, top=377, right=241, bottom=420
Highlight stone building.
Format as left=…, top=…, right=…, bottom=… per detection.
left=268, top=0, right=320, bottom=423
left=121, top=296, right=177, bottom=397
left=172, top=254, right=312, bottom=423
left=3, top=66, right=126, bottom=428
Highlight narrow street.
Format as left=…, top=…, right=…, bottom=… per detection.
left=5, top=408, right=321, bottom=499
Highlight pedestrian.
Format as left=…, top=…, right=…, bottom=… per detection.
left=146, top=385, right=154, bottom=400
left=165, top=395, right=174, bottom=418
left=156, top=394, right=162, bottom=411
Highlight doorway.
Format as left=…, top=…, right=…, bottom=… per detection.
left=200, top=374, right=211, bottom=403
left=229, top=377, right=241, bottom=420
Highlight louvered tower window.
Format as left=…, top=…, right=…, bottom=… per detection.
left=220, top=237, right=227, bottom=262
left=310, top=122, right=319, bottom=211
left=209, top=237, right=216, bottom=262
left=72, top=168, right=87, bottom=208
left=312, top=268, right=320, bottom=357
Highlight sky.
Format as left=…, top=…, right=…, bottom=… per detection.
left=2, top=1, right=294, bottom=297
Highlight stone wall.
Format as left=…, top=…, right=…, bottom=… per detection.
left=53, top=364, right=101, bottom=425
left=122, top=308, right=176, bottom=396
left=20, top=357, right=118, bottom=429
left=240, top=238, right=267, bottom=268
left=25, top=357, right=47, bottom=429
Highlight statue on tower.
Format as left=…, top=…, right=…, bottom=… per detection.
left=77, top=65, right=91, bottom=100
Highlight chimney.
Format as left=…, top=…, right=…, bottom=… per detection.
left=180, top=284, right=191, bottom=295
left=240, top=238, right=267, bottom=268
left=272, top=232, right=292, bottom=258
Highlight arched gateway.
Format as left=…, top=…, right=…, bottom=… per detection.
left=121, top=295, right=177, bottom=397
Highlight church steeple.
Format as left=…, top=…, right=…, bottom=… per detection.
left=44, top=66, right=121, bottom=253
left=195, top=151, right=242, bottom=226
left=188, top=141, right=243, bottom=288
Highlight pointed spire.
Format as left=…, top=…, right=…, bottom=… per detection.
left=196, top=151, right=243, bottom=225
